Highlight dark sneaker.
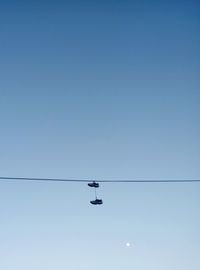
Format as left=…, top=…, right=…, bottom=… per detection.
left=90, top=199, right=103, bottom=205
left=88, top=182, right=99, bottom=188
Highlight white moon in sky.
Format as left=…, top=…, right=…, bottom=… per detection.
left=126, top=242, right=131, bottom=247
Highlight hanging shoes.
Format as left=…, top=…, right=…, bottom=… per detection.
left=88, top=181, right=103, bottom=205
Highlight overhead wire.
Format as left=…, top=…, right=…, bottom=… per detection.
left=0, top=176, right=200, bottom=183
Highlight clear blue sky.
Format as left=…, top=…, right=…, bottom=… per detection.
left=0, top=0, right=199, bottom=269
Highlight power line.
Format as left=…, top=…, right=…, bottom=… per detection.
left=0, top=176, right=200, bottom=183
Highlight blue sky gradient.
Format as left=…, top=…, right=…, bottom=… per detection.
left=0, top=1, right=199, bottom=269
